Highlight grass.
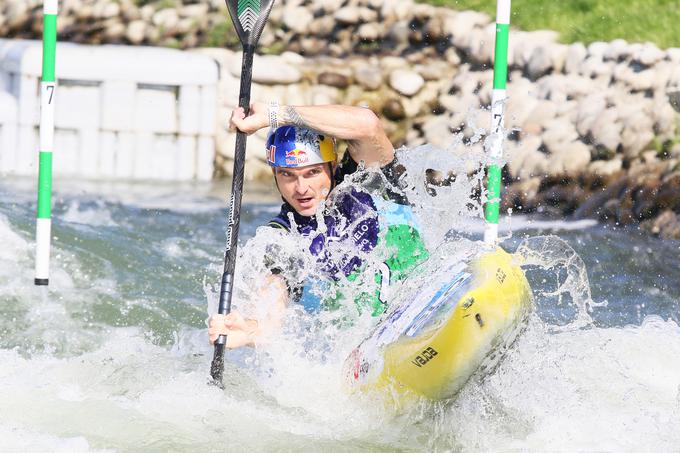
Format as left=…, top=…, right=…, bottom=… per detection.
left=420, top=0, right=680, bottom=49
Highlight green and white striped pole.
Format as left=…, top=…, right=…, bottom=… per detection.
left=483, top=0, right=510, bottom=245
left=35, top=0, right=58, bottom=286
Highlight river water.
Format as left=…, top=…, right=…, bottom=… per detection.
left=1, top=161, right=679, bottom=451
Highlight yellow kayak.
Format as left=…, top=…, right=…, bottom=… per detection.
left=344, top=247, right=532, bottom=401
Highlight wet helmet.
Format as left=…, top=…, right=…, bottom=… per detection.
left=265, top=126, right=336, bottom=168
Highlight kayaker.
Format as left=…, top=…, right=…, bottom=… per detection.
left=208, top=102, right=428, bottom=349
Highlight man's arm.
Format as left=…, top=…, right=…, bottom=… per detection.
left=229, top=102, right=395, bottom=167
left=208, top=274, right=288, bottom=349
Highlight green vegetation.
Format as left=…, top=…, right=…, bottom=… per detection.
left=421, top=0, right=680, bottom=49
left=204, top=14, right=240, bottom=48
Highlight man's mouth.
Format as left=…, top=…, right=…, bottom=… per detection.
left=296, top=197, right=314, bottom=207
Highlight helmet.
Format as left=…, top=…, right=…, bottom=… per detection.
left=266, top=126, right=336, bottom=168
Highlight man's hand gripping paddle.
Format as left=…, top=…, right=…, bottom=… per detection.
left=210, top=0, right=275, bottom=388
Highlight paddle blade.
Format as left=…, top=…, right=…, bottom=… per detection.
left=226, top=0, right=275, bottom=47
left=210, top=343, right=226, bottom=388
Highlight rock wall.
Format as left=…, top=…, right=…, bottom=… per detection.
left=3, top=0, right=680, bottom=238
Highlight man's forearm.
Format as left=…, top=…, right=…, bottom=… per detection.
left=277, top=104, right=395, bottom=167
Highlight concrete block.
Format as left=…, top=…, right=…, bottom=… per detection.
left=55, top=83, right=100, bottom=129
left=153, top=134, right=178, bottom=180
left=99, top=131, right=117, bottom=178
left=0, top=124, right=17, bottom=173
left=54, top=128, right=78, bottom=176
left=115, top=132, right=135, bottom=179
left=196, top=136, right=214, bottom=181
left=133, top=132, right=154, bottom=179
left=134, top=87, right=177, bottom=133
left=179, top=85, right=200, bottom=135
left=14, top=125, right=37, bottom=175
left=78, top=128, right=99, bottom=177
left=177, top=135, right=196, bottom=180
left=199, top=84, right=217, bottom=135
left=0, top=39, right=218, bottom=181
left=101, top=80, right=135, bottom=131
left=18, top=74, right=38, bottom=126
left=0, top=91, right=18, bottom=173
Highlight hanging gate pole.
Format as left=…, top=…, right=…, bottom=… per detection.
left=483, top=0, right=511, bottom=245
left=35, top=0, right=58, bottom=286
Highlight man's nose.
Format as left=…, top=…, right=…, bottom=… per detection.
left=294, top=176, right=309, bottom=193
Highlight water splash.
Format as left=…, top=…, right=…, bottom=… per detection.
left=515, top=235, right=607, bottom=329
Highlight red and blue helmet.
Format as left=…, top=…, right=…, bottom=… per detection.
left=266, top=126, right=336, bottom=168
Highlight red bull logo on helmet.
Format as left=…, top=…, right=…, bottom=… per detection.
left=284, top=148, right=309, bottom=166
left=267, top=145, right=277, bottom=164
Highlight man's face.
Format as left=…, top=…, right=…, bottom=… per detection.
left=274, top=163, right=335, bottom=216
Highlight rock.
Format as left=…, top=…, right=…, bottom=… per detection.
left=438, top=93, right=479, bottom=115
left=180, top=4, right=209, bottom=18
left=422, top=115, right=455, bottom=150
left=579, top=56, right=613, bottom=79
left=527, top=45, right=553, bottom=80
left=283, top=6, right=313, bottom=34
left=317, top=72, right=350, bottom=89
left=140, top=5, right=155, bottom=22
left=602, top=39, right=628, bottom=61
left=354, top=64, right=383, bottom=91
left=507, top=135, right=544, bottom=179
left=382, top=99, right=406, bottom=121
left=230, top=54, right=302, bottom=85
left=542, top=118, right=579, bottom=153
left=299, top=38, right=325, bottom=55
left=389, top=69, right=425, bottom=97
left=126, top=20, right=146, bottom=44
left=652, top=99, right=676, bottom=136
left=152, top=8, right=179, bottom=30
left=590, top=108, right=622, bottom=152
left=415, top=61, right=450, bottom=81
left=634, top=42, right=665, bottom=66
left=358, top=23, right=382, bottom=41
left=334, top=6, right=376, bottom=25
left=644, top=210, right=680, bottom=239
left=387, top=21, right=411, bottom=48
left=573, top=176, right=628, bottom=219
left=308, top=15, right=335, bottom=37
left=93, top=1, right=120, bottom=19
left=423, top=15, right=447, bottom=42
left=446, top=10, right=490, bottom=49
left=548, top=140, right=591, bottom=176
left=564, top=42, right=587, bottom=74
left=316, top=0, right=345, bottom=13
left=104, top=22, right=126, bottom=41
left=658, top=173, right=680, bottom=211
left=588, top=158, right=623, bottom=176
left=629, top=69, right=655, bottom=92
left=587, top=41, right=609, bottom=59
left=281, top=51, right=305, bottom=65
left=575, top=94, right=606, bottom=137
left=522, top=100, right=557, bottom=132
left=310, top=85, right=340, bottom=105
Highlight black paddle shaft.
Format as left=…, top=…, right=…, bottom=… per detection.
left=210, top=0, right=275, bottom=386
left=209, top=48, right=254, bottom=385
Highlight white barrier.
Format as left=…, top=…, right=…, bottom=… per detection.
left=0, top=39, right=218, bottom=181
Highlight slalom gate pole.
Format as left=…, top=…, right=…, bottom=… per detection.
left=483, top=0, right=510, bottom=245
left=35, top=0, right=58, bottom=286
left=209, top=0, right=276, bottom=387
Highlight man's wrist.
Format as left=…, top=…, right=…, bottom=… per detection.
left=268, top=101, right=279, bottom=130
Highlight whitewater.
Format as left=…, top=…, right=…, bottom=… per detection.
left=1, top=146, right=679, bottom=452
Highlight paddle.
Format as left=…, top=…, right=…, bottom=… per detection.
left=210, top=0, right=276, bottom=387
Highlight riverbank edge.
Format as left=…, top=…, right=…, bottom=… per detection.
left=2, top=0, right=680, bottom=238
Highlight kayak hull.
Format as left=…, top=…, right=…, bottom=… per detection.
left=345, top=247, right=532, bottom=401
